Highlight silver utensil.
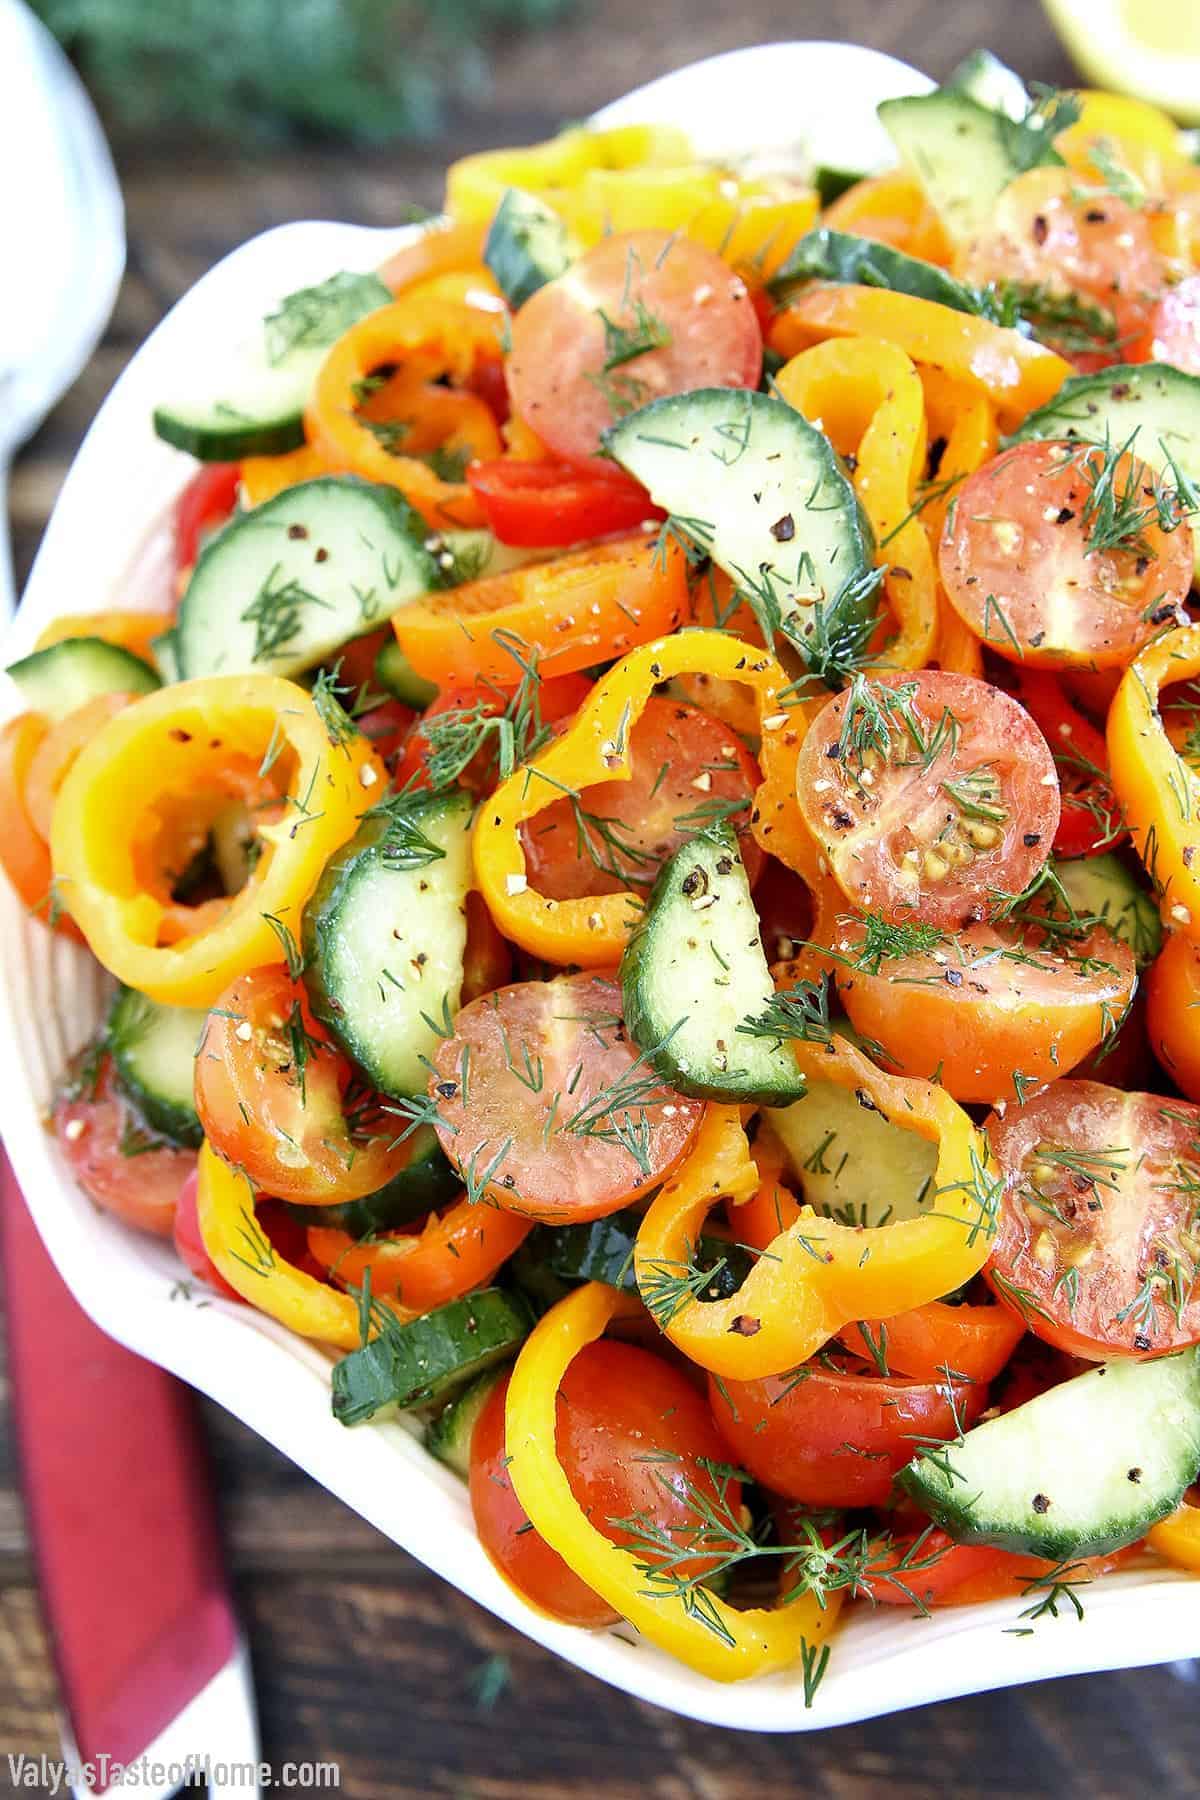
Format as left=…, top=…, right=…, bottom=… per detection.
left=0, top=0, right=124, bottom=615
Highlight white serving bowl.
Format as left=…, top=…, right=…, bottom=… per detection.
left=2, top=41, right=1196, bottom=1731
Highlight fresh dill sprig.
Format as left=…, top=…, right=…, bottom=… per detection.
left=979, top=280, right=1121, bottom=356
left=262, top=911, right=305, bottom=980
left=264, top=271, right=390, bottom=363
left=417, top=633, right=550, bottom=790
left=738, top=975, right=833, bottom=1046
left=598, top=298, right=671, bottom=370
left=241, top=564, right=334, bottom=662
left=363, top=795, right=447, bottom=871
left=995, top=84, right=1083, bottom=176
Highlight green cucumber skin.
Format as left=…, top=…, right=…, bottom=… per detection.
left=283, top=1130, right=459, bottom=1235
left=484, top=188, right=573, bottom=309
left=898, top=1348, right=1200, bottom=1559
left=425, top=1367, right=506, bottom=1474
left=813, top=166, right=869, bottom=208
left=621, top=824, right=806, bottom=1106
left=106, top=987, right=205, bottom=1148
left=769, top=228, right=981, bottom=314
left=7, top=637, right=160, bottom=721
left=302, top=789, right=473, bottom=1098
left=374, top=635, right=438, bottom=709
left=515, top=1206, right=755, bottom=1296
left=153, top=409, right=307, bottom=462
left=1051, top=855, right=1162, bottom=969
left=331, top=1288, right=532, bottom=1424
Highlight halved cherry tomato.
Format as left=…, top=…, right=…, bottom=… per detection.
left=0, top=715, right=83, bottom=940
left=985, top=1078, right=1200, bottom=1358
left=960, top=167, right=1164, bottom=369
left=470, top=1341, right=740, bottom=1628
left=795, top=671, right=1059, bottom=928
left=1013, top=669, right=1125, bottom=857
left=174, top=463, right=240, bottom=571
left=829, top=916, right=1137, bottom=1105
left=521, top=695, right=762, bottom=900
left=465, top=459, right=660, bottom=547
left=1147, top=931, right=1200, bottom=1101
left=461, top=889, right=512, bottom=1003
left=506, top=230, right=762, bottom=463
left=354, top=698, right=417, bottom=772
left=54, top=1050, right=195, bottom=1240
left=859, top=1526, right=1139, bottom=1608
left=173, top=1169, right=240, bottom=1298
left=708, top=1359, right=985, bottom=1507
left=195, top=965, right=408, bottom=1204
left=394, top=671, right=591, bottom=795
left=428, top=971, right=702, bottom=1223
left=940, top=441, right=1192, bottom=670
left=1131, top=274, right=1200, bottom=376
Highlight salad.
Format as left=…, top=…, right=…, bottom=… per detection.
left=5, top=45, right=1200, bottom=1694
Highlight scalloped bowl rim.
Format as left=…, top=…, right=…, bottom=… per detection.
left=1, top=40, right=1196, bottom=1732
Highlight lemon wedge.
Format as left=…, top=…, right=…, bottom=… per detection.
left=1043, top=0, right=1200, bottom=123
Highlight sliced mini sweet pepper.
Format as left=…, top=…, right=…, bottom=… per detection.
left=822, top=168, right=952, bottom=266
left=51, top=674, right=381, bottom=1006
left=768, top=285, right=1071, bottom=429
left=196, top=1143, right=409, bottom=1348
left=474, top=628, right=798, bottom=963
left=306, top=1198, right=532, bottom=1313
left=633, top=1049, right=997, bottom=1380
left=34, top=609, right=174, bottom=666
left=1108, top=623, right=1200, bottom=935
left=504, top=1280, right=843, bottom=1682
left=1147, top=1497, right=1200, bottom=1572
left=0, top=715, right=83, bottom=940
left=444, top=124, right=694, bottom=225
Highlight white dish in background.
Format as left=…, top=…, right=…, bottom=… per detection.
left=2, top=41, right=1196, bottom=1731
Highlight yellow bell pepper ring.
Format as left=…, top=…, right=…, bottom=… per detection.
left=195, top=1143, right=410, bottom=1348
left=473, top=629, right=793, bottom=965
left=634, top=1047, right=997, bottom=1381
left=1108, top=624, right=1200, bottom=939
left=51, top=674, right=382, bottom=1007
left=504, top=1281, right=842, bottom=1682
left=1147, top=1497, right=1200, bottom=1573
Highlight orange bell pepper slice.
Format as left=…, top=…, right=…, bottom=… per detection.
left=768, top=285, right=1071, bottom=429
left=774, top=338, right=937, bottom=671
left=240, top=443, right=327, bottom=508
left=306, top=1198, right=531, bottom=1314
left=51, top=674, right=381, bottom=1006
left=823, top=169, right=953, bottom=266
left=34, top=610, right=172, bottom=666
left=504, top=1281, right=843, bottom=1682
left=305, top=292, right=506, bottom=528
left=633, top=1044, right=997, bottom=1380
left=919, top=369, right=998, bottom=677
left=1108, top=623, right=1200, bottom=938
left=1147, top=1496, right=1200, bottom=1572
left=25, top=692, right=133, bottom=841
left=0, top=714, right=83, bottom=940
left=474, top=628, right=794, bottom=963
left=391, top=532, right=687, bottom=692
left=377, top=218, right=486, bottom=296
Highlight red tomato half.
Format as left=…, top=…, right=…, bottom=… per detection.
left=1013, top=669, right=1125, bottom=858
left=174, top=462, right=240, bottom=570
left=1132, top=275, right=1200, bottom=376
left=470, top=1342, right=740, bottom=1628
left=940, top=441, right=1192, bottom=670
left=986, top=1079, right=1200, bottom=1358
left=54, top=1050, right=196, bottom=1240
left=795, top=670, right=1059, bottom=928
left=506, top=230, right=762, bottom=463
left=466, top=458, right=661, bottom=547
left=429, top=972, right=702, bottom=1223
left=522, top=695, right=763, bottom=900
left=708, top=1361, right=985, bottom=1508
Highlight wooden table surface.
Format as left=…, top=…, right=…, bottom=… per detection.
left=5, top=2, right=1199, bottom=1792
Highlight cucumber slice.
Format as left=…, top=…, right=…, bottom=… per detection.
left=303, top=788, right=473, bottom=1098
left=154, top=270, right=392, bottom=461
left=425, top=1367, right=505, bottom=1476
left=484, top=187, right=573, bottom=310
left=515, top=1206, right=755, bottom=1296
left=332, top=1288, right=532, bottom=1424
left=768, top=228, right=983, bottom=312
left=765, top=1080, right=938, bottom=1228
left=604, top=388, right=877, bottom=672
left=175, top=477, right=441, bottom=680
left=878, top=89, right=1038, bottom=244
left=284, top=1129, right=460, bottom=1236
left=946, top=49, right=1030, bottom=121
left=7, top=637, right=160, bottom=721
left=899, top=1347, right=1200, bottom=1559
left=621, top=823, right=806, bottom=1105
left=374, top=635, right=437, bottom=709
left=1052, top=854, right=1163, bottom=968
left=1012, top=363, right=1200, bottom=579
left=813, top=165, right=870, bottom=207
left=106, top=987, right=205, bottom=1147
